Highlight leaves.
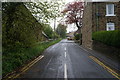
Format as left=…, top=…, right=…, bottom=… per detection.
left=62, top=1, right=84, bottom=29
left=43, top=24, right=54, bottom=39
left=25, top=1, right=62, bottom=23
left=2, top=3, right=45, bottom=53
left=3, top=39, right=62, bottom=76
left=92, top=30, right=120, bottom=48
left=56, top=24, right=67, bottom=38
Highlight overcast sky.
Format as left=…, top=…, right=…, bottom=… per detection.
left=3, top=0, right=118, bottom=33
left=50, top=0, right=78, bottom=33
left=49, top=0, right=119, bottom=33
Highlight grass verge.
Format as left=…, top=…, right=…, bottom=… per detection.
left=2, top=39, right=62, bottom=76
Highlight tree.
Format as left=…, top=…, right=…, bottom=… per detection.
left=56, top=24, right=67, bottom=38
left=25, top=1, right=63, bottom=24
left=43, top=24, right=54, bottom=39
left=2, top=2, right=45, bottom=52
left=62, top=1, right=84, bottom=30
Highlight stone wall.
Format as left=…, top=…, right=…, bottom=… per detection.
left=117, top=2, right=120, bottom=25
left=92, top=2, right=120, bottom=32
left=82, top=2, right=120, bottom=49
left=81, top=3, right=93, bottom=49
left=92, top=40, right=120, bottom=60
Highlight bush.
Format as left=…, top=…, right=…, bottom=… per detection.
left=3, top=39, right=62, bottom=76
left=2, top=3, right=45, bottom=54
left=74, top=33, right=82, bottom=40
left=92, top=30, right=120, bottom=48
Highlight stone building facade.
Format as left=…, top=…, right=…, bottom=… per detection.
left=92, top=2, right=120, bottom=32
left=118, top=2, right=120, bottom=23
left=82, top=3, right=93, bottom=49
left=81, top=2, right=120, bottom=49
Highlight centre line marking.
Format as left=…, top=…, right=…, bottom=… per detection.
left=65, top=52, right=66, bottom=58
left=64, top=63, right=67, bottom=80
left=65, top=47, right=66, bottom=50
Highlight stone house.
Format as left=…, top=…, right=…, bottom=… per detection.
left=81, top=2, right=120, bottom=49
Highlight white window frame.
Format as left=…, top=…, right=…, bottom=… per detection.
left=106, top=4, right=116, bottom=16
left=106, top=23, right=115, bottom=31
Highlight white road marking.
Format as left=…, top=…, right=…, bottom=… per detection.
left=64, top=63, right=67, bottom=79
left=65, top=52, right=66, bottom=58
left=65, top=47, right=66, bottom=50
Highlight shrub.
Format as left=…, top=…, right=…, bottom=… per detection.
left=74, top=33, right=82, bottom=40
left=3, top=39, right=62, bottom=76
left=92, top=30, right=120, bottom=48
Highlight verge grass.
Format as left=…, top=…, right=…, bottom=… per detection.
left=2, top=39, right=62, bottom=76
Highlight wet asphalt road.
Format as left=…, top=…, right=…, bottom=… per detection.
left=20, top=39, right=116, bottom=78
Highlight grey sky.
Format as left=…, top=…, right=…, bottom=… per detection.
left=2, top=0, right=119, bottom=33
left=50, top=0, right=78, bottom=33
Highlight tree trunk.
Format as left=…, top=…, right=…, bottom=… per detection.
left=75, top=21, right=80, bottom=29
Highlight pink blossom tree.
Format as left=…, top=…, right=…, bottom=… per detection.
left=62, top=1, right=84, bottom=30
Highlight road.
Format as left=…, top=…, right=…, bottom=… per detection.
left=19, top=39, right=119, bottom=79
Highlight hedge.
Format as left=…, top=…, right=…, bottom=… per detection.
left=74, top=33, right=82, bottom=40
left=3, top=39, right=62, bottom=76
left=92, top=30, right=120, bottom=48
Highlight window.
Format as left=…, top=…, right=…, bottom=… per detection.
left=106, top=23, right=115, bottom=31
left=106, top=4, right=115, bottom=16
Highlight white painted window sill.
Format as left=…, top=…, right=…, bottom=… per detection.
left=106, top=30, right=115, bottom=31
left=106, top=14, right=116, bottom=16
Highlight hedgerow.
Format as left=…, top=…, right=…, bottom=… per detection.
left=92, top=30, right=120, bottom=48
left=3, top=39, right=62, bottom=76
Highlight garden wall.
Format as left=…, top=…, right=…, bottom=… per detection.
left=92, top=40, right=120, bottom=60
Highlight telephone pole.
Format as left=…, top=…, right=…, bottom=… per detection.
left=54, top=18, right=56, bottom=40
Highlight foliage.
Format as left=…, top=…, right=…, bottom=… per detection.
left=25, top=1, right=63, bottom=23
left=43, top=24, right=54, bottom=39
left=3, top=39, right=62, bottom=76
left=62, top=1, right=84, bottom=29
left=56, top=24, right=67, bottom=38
left=53, top=32, right=60, bottom=39
left=2, top=3, right=45, bottom=53
left=92, top=30, right=120, bottom=48
left=74, top=33, right=82, bottom=40
left=2, top=2, right=62, bottom=77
